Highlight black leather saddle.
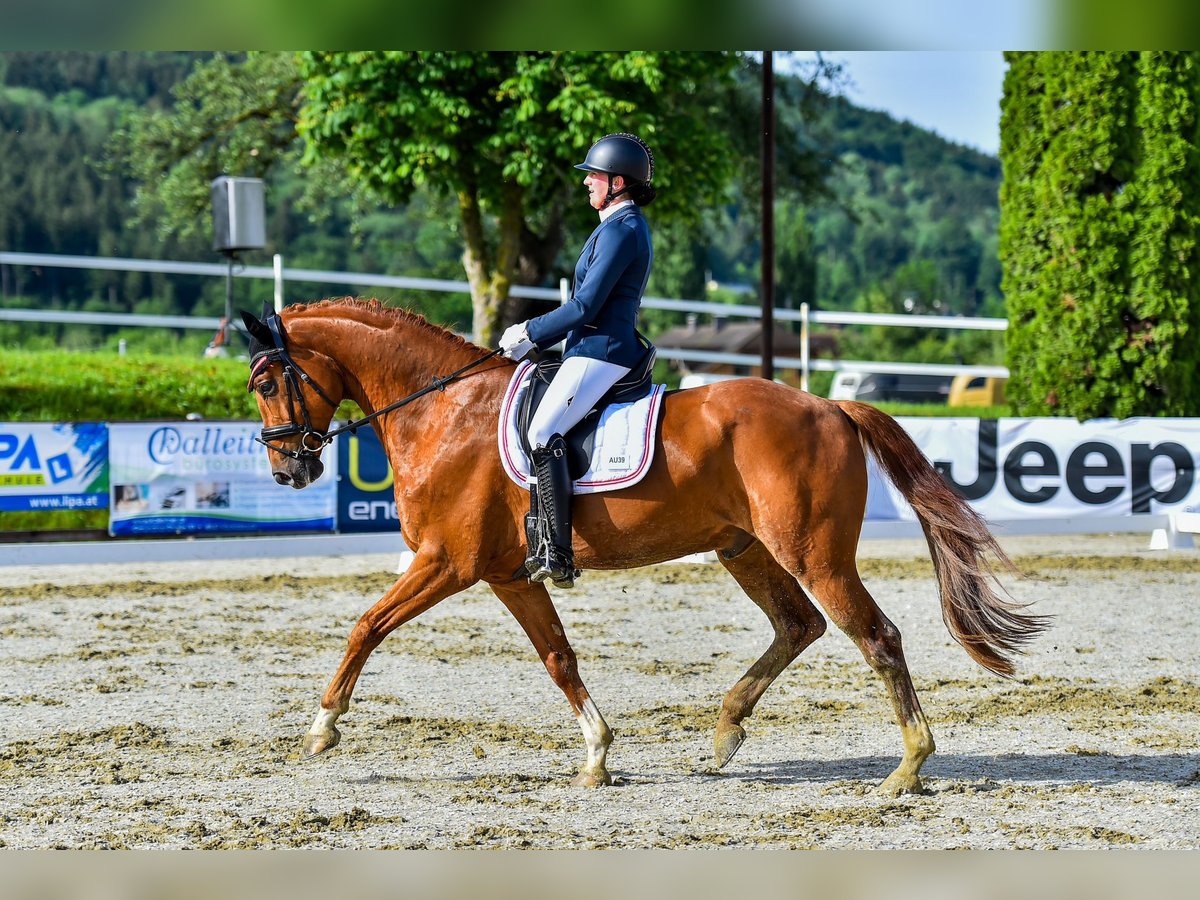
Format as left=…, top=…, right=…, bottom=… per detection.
left=517, top=341, right=658, bottom=482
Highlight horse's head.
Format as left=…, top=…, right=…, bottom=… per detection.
left=241, top=307, right=343, bottom=489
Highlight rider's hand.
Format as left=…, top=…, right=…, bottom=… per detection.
left=499, top=323, right=535, bottom=360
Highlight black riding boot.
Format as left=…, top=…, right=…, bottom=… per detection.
left=526, top=434, right=578, bottom=589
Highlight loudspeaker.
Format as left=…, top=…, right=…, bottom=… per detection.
left=211, top=176, right=266, bottom=253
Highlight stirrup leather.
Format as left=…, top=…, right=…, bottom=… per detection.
left=525, top=435, right=579, bottom=588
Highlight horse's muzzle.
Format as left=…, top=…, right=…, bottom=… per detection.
left=275, top=456, right=324, bottom=489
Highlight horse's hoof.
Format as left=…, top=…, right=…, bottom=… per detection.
left=302, top=727, right=341, bottom=758
left=714, top=723, right=746, bottom=769
left=880, top=771, right=925, bottom=797
left=571, top=769, right=612, bottom=788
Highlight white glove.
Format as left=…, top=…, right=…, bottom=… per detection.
left=499, top=322, right=535, bottom=360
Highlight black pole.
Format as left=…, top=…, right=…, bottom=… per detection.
left=224, top=252, right=235, bottom=343
left=761, top=51, right=775, bottom=381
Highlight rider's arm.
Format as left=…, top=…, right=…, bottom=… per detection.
left=525, top=221, right=639, bottom=350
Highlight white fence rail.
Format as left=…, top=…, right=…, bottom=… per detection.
left=0, top=307, right=225, bottom=331
left=0, top=251, right=1010, bottom=382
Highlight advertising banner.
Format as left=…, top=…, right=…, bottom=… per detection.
left=336, top=426, right=400, bottom=533
left=11, top=413, right=1200, bottom=535
left=108, top=421, right=337, bottom=536
left=0, top=422, right=108, bottom=512
left=866, top=417, right=1200, bottom=522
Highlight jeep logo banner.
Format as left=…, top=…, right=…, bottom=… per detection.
left=865, top=418, right=1200, bottom=521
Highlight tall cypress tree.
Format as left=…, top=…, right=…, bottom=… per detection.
left=1125, top=53, right=1200, bottom=415
left=1001, top=51, right=1200, bottom=418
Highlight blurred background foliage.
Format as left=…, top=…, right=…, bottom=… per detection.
left=1, top=50, right=1006, bottom=370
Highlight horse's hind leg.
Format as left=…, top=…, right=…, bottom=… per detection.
left=714, top=541, right=828, bottom=768
left=491, top=580, right=613, bottom=787
left=800, top=564, right=935, bottom=796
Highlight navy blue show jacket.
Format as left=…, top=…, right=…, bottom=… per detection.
left=524, top=204, right=653, bottom=369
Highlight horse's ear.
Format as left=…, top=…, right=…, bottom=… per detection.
left=240, top=309, right=274, bottom=347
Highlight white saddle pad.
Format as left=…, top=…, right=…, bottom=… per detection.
left=498, top=359, right=666, bottom=495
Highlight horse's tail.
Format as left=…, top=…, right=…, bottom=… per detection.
left=835, top=400, right=1050, bottom=677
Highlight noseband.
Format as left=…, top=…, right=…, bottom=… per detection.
left=247, top=312, right=503, bottom=462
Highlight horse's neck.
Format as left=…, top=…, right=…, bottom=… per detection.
left=293, top=310, right=487, bottom=415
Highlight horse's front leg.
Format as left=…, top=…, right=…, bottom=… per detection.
left=491, top=580, right=614, bottom=787
left=303, top=548, right=469, bottom=757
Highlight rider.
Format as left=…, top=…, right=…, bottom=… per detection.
left=498, top=133, right=657, bottom=588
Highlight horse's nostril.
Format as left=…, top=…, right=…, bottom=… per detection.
left=274, top=471, right=292, bottom=485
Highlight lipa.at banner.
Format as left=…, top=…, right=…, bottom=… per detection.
left=0, top=422, right=108, bottom=512
left=866, top=417, right=1200, bottom=521
left=108, top=421, right=337, bottom=536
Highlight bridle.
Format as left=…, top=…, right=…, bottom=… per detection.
left=247, top=314, right=338, bottom=460
left=247, top=312, right=501, bottom=461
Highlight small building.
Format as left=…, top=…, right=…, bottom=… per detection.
left=654, top=315, right=837, bottom=388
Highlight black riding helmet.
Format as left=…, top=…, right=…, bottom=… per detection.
left=575, top=133, right=654, bottom=207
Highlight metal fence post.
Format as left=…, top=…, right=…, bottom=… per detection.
left=800, top=301, right=810, bottom=393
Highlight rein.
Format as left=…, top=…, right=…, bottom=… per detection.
left=326, top=348, right=503, bottom=442
left=248, top=312, right=502, bottom=461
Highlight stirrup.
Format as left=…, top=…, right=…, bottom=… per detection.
left=526, top=543, right=578, bottom=589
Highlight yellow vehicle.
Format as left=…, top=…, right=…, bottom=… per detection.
left=949, top=374, right=1006, bottom=407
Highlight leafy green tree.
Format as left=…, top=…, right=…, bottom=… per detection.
left=106, top=51, right=742, bottom=344
left=295, top=51, right=741, bottom=343
left=108, top=52, right=306, bottom=247
left=776, top=200, right=817, bottom=309
left=104, top=52, right=470, bottom=330
left=1000, top=51, right=1200, bottom=417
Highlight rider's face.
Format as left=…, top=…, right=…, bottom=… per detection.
left=584, top=170, right=624, bottom=211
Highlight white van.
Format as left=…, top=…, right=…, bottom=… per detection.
left=828, top=371, right=953, bottom=404
left=678, top=373, right=748, bottom=390
left=680, top=373, right=789, bottom=390
left=828, top=372, right=866, bottom=400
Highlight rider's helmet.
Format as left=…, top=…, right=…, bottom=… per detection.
left=574, top=133, right=654, bottom=185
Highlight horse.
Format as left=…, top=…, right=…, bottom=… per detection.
left=241, top=297, right=1048, bottom=796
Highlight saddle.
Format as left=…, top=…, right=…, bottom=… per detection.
left=517, top=343, right=657, bottom=482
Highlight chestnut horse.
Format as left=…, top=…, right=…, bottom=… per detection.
left=242, top=298, right=1047, bottom=795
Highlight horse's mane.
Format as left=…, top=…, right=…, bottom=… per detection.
left=287, top=297, right=488, bottom=357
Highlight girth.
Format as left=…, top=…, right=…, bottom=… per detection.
left=517, top=344, right=656, bottom=482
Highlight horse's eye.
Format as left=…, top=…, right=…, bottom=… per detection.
left=258, top=380, right=277, bottom=398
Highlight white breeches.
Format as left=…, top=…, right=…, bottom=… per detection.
left=527, top=356, right=632, bottom=449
